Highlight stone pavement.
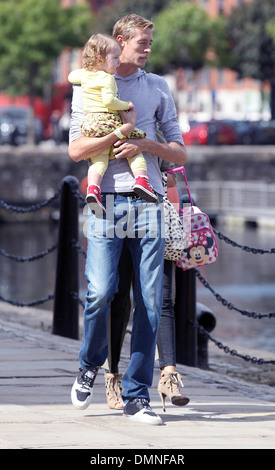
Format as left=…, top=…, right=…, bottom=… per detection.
left=0, top=307, right=275, bottom=451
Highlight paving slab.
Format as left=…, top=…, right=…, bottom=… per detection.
left=0, top=310, right=275, bottom=454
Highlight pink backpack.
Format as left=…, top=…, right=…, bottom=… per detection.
left=167, top=167, right=219, bottom=271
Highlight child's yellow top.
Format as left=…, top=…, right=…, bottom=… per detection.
left=68, top=68, right=129, bottom=114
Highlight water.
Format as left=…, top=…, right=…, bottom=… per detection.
left=0, top=219, right=275, bottom=354
left=197, top=222, right=275, bottom=354
left=0, top=221, right=59, bottom=307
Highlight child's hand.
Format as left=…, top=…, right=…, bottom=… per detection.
left=120, top=108, right=137, bottom=127
left=128, top=101, right=135, bottom=110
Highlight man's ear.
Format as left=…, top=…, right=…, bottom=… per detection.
left=116, top=35, right=126, bottom=48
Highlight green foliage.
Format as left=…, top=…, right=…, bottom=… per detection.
left=266, top=18, right=275, bottom=44
left=96, top=0, right=171, bottom=35
left=0, top=0, right=93, bottom=97
left=221, top=0, right=275, bottom=119
left=146, top=1, right=214, bottom=73
left=207, top=15, right=235, bottom=69
left=90, top=0, right=229, bottom=75
left=225, top=0, right=275, bottom=82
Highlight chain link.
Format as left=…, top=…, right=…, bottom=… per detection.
left=0, top=191, right=60, bottom=213
left=195, top=268, right=275, bottom=319
left=70, top=290, right=85, bottom=308
left=0, top=193, right=61, bottom=308
left=71, top=239, right=87, bottom=258
left=72, top=188, right=86, bottom=206
left=0, top=293, right=54, bottom=307
left=213, top=228, right=275, bottom=254
left=195, top=321, right=275, bottom=365
left=0, top=243, right=57, bottom=262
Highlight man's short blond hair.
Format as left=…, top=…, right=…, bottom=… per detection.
left=112, top=14, right=154, bottom=41
left=83, top=33, right=121, bottom=70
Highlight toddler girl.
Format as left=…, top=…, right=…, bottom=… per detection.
left=68, top=33, right=158, bottom=214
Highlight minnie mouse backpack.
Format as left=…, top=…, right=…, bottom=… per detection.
left=166, top=167, right=219, bottom=271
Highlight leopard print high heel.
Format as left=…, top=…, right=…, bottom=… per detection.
left=105, top=373, right=124, bottom=410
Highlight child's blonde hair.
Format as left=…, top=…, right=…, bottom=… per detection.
left=83, top=34, right=121, bottom=70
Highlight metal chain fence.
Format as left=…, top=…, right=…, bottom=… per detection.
left=0, top=183, right=274, bottom=366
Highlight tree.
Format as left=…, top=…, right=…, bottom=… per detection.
left=146, top=1, right=216, bottom=74
left=96, top=1, right=225, bottom=75
left=0, top=0, right=94, bottom=143
left=266, top=18, right=275, bottom=44
left=96, top=0, right=171, bottom=35
left=224, top=0, right=275, bottom=119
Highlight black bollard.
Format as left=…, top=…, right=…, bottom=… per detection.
left=196, top=302, right=216, bottom=370
left=52, top=176, right=79, bottom=339
left=174, top=267, right=198, bottom=367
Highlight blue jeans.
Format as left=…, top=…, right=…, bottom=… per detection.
left=79, top=194, right=165, bottom=401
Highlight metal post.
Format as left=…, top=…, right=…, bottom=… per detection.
left=52, top=176, right=79, bottom=339
left=174, top=267, right=198, bottom=367
left=196, top=302, right=216, bottom=370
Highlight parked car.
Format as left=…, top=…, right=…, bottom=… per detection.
left=252, top=120, right=275, bottom=145
left=48, top=111, right=70, bottom=144
left=0, top=106, right=44, bottom=145
left=225, top=120, right=258, bottom=145
left=182, top=120, right=237, bottom=145
left=57, top=112, right=70, bottom=143
left=182, top=121, right=208, bottom=145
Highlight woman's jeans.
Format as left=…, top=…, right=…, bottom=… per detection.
left=157, top=259, right=176, bottom=368
left=80, top=194, right=165, bottom=401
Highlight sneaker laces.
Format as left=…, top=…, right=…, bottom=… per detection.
left=79, top=369, right=97, bottom=390
left=140, top=176, right=154, bottom=190
left=138, top=398, right=152, bottom=410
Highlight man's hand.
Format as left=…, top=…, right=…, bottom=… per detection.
left=113, top=138, right=144, bottom=159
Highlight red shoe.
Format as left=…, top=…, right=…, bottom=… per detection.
left=133, top=176, right=158, bottom=203
left=86, top=185, right=106, bottom=215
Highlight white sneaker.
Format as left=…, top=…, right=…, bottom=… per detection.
left=123, top=398, right=162, bottom=425
left=71, top=368, right=99, bottom=410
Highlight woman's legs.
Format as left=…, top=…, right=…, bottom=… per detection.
left=157, top=260, right=176, bottom=369
left=157, top=260, right=190, bottom=411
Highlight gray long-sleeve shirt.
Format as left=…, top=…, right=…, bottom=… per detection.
left=69, top=68, right=184, bottom=195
